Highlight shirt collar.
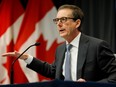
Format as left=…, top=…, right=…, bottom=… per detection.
left=66, top=32, right=81, bottom=48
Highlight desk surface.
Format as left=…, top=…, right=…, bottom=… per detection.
left=0, top=80, right=116, bottom=87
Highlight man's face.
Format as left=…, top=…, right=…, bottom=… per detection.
left=55, top=9, right=80, bottom=39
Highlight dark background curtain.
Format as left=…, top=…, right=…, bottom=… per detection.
left=53, top=0, right=116, bottom=53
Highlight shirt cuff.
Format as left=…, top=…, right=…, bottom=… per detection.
left=24, top=55, right=33, bottom=64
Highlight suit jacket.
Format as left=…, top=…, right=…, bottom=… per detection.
left=27, top=34, right=116, bottom=83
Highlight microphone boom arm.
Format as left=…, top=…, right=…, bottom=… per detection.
left=10, top=42, right=40, bottom=84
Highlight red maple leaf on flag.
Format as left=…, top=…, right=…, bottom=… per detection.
left=36, top=34, right=63, bottom=81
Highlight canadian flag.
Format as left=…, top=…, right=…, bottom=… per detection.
left=0, top=0, right=64, bottom=84
left=0, top=0, right=24, bottom=84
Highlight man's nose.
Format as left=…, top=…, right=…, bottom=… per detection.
left=57, top=20, right=63, bottom=26
left=57, top=21, right=63, bottom=27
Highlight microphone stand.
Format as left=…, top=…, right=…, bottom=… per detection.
left=10, top=42, right=40, bottom=84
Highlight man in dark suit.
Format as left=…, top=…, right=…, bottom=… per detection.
left=2, top=4, right=116, bottom=83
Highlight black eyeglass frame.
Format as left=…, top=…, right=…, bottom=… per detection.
left=53, top=17, right=77, bottom=24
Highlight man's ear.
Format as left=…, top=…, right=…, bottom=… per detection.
left=75, top=19, right=81, bottom=29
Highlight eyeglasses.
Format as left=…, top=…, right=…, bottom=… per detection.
left=53, top=17, right=76, bottom=24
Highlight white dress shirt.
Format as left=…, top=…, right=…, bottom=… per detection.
left=24, top=55, right=33, bottom=64
left=63, top=32, right=81, bottom=81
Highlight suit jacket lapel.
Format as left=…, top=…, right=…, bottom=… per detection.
left=77, top=34, right=89, bottom=79
left=58, top=43, right=66, bottom=67
left=56, top=43, right=66, bottom=79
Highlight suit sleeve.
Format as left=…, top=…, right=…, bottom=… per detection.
left=26, top=57, right=56, bottom=79
left=97, top=41, right=116, bottom=83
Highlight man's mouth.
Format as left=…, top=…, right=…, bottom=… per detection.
left=59, top=29, right=65, bottom=32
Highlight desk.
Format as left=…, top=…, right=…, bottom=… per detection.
left=0, top=80, right=116, bottom=87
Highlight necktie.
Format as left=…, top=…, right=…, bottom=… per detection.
left=64, top=44, right=72, bottom=80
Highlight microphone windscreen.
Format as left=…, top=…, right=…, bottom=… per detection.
left=34, top=42, right=40, bottom=46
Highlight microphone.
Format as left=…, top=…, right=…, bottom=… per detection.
left=10, top=42, right=40, bottom=84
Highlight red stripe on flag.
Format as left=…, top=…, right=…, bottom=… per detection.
left=15, top=0, right=54, bottom=50
left=0, top=0, right=24, bottom=37
left=0, top=0, right=26, bottom=84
